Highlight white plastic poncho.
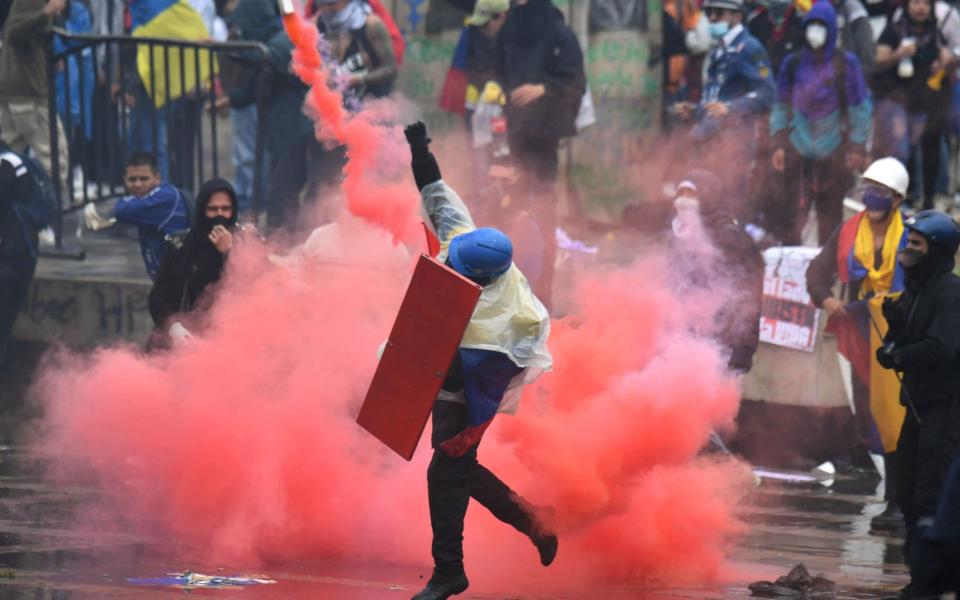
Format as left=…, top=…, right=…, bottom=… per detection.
left=421, top=180, right=553, bottom=414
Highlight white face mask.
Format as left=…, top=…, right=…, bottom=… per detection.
left=805, top=23, right=828, bottom=49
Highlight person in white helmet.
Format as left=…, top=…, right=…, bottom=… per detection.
left=805, top=157, right=911, bottom=534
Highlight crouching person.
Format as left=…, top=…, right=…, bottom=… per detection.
left=147, top=178, right=238, bottom=350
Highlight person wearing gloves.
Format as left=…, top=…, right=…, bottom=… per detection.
left=404, top=121, right=557, bottom=600
left=876, top=210, right=960, bottom=600
left=768, top=0, right=872, bottom=246
left=85, top=152, right=190, bottom=281
left=147, top=178, right=238, bottom=349
left=805, top=157, right=910, bottom=534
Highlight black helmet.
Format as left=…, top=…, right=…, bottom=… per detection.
left=905, top=210, right=960, bottom=255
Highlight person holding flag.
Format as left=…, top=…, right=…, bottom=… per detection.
left=805, top=157, right=910, bottom=533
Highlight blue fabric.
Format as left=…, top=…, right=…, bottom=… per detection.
left=53, top=1, right=95, bottom=139
left=113, top=183, right=189, bottom=280
left=769, top=1, right=872, bottom=158
left=459, top=348, right=523, bottom=427
left=230, top=105, right=260, bottom=213
left=700, top=27, right=775, bottom=116
left=130, top=85, right=169, bottom=180
left=130, top=0, right=179, bottom=29
left=451, top=26, right=470, bottom=71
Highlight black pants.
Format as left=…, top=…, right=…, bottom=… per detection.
left=428, top=400, right=535, bottom=571
left=896, top=399, right=960, bottom=528
left=0, top=255, right=37, bottom=370
left=915, top=102, right=948, bottom=210
left=771, top=147, right=853, bottom=246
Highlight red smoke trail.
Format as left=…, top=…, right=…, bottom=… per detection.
left=30, top=9, right=753, bottom=594
left=281, top=11, right=421, bottom=246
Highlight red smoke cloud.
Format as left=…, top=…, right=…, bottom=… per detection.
left=29, top=11, right=751, bottom=594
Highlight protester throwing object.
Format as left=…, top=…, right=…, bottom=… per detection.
left=404, top=121, right=555, bottom=600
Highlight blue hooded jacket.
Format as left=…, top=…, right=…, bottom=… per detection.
left=113, top=183, right=190, bottom=280
left=770, top=0, right=872, bottom=159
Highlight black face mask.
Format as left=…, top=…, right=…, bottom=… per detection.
left=206, top=214, right=234, bottom=231
left=897, top=248, right=929, bottom=273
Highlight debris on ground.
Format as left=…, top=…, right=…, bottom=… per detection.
left=127, top=571, right=277, bottom=589
left=749, top=564, right=837, bottom=599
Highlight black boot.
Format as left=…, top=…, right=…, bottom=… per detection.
left=870, top=503, right=906, bottom=535
left=411, top=567, right=469, bottom=600
left=531, top=528, right=558, bottom=566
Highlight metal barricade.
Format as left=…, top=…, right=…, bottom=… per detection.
left=46, top=29, right=269, bottom=254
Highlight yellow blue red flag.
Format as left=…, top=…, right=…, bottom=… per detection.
left=131, top=0, right=215, bottom=108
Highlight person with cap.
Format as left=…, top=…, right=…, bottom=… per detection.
left=768, top=0, right=872, bottom=246
left=462, top=0, right=508, bottom=122
left=147, top=177, right=240, bottom=349
left=404, top=120, right=556, bottom=600
left=671, top=0, right=774, bottom=220
left=806, top=157, right=911, bottom=533
left=876, top=209, right=960, bottom=600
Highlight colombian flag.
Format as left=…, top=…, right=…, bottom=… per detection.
left=825, top=213, right=907, bottom=453
left=131, top=0, right=216, bottom=108
left=439, top=27, right=470, bottom=116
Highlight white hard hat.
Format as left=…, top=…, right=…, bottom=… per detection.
left=861, top=157, right=909, bottom=197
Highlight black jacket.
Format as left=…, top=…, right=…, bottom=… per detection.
left=148, top=178, right=238, bottom=327
left=497, top=0, right=586, bottom=140
left=884, top=253, right=960, bottom=411
left=0, top=144, right=38, bottom=278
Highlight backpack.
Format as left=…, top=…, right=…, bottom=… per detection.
left=784, top=50, right=849, bottom=143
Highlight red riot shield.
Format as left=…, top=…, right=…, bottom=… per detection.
left=357, top=255, right=481, bottom=460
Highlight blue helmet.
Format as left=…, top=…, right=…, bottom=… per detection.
left=447, top=227, right=513, bottom=280
left=905, top=211, right=960, bottom=255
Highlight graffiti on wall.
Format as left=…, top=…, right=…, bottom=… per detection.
left=16, top=280, right=153, bottom=345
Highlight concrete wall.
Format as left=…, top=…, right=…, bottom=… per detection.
left=13, top=278, right=153, bottom=347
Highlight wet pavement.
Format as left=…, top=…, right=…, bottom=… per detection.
left=0, top=408, right=909, bottom=600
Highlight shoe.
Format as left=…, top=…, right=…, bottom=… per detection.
left=870, top=504, right=906, bottom=535
left=411, top=569, right=469, bottom=600
left=884, top=582, right=944, bottom=600
left=531, top=529, right=558, bottom=566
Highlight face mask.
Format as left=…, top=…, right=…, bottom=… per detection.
left=898, top=247, right=927, bottom=269
left=708, top=20, right=730, bottom=39
left=207, top=214, right=234, bottom=231
left=321, top=0, right=366, bottom=33
left=862, top=186, right=894, bottom=213
left=805, top=23, right=828, bottom=49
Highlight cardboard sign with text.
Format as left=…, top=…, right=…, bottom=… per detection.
left=759, top=247, right=821, bottom=353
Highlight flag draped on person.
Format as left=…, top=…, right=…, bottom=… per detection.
left=825, top=212, right=908, bottom=453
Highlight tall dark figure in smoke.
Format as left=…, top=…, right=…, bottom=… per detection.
left=496, top=0, right=585, bottom=310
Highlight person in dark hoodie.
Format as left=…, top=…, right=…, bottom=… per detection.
left=669, top=170, right=764, bottom=373
left=148, top=178, right=238, bottom=347
left=876, top=210, right=960, bottom=600
left=496, top=0, right=585, bottom=310
left=769, top=0, right=872, bottom=246
left=230, top=0, right=320, bottom=230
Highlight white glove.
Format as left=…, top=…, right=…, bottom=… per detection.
left=168, top=321, right=194, bottom=348
left=83, top=203, right=116, bottom=230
